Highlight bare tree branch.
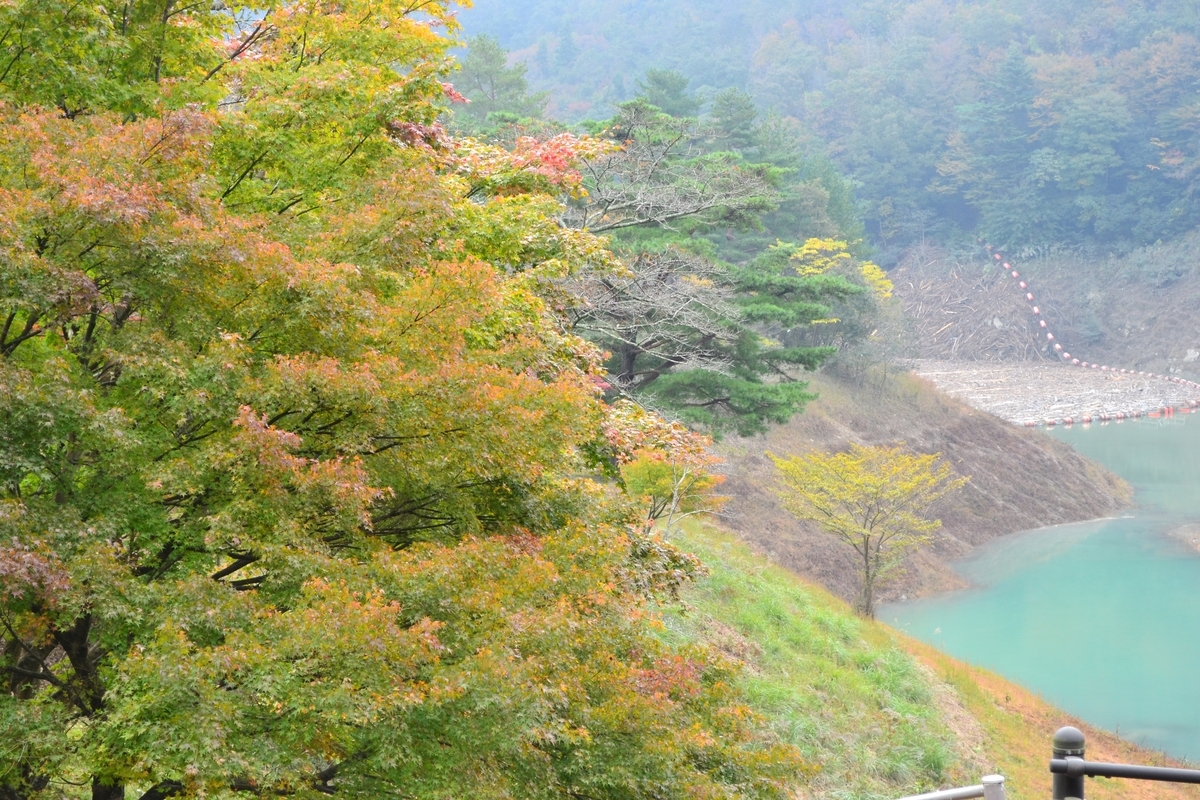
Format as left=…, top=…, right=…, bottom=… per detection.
left=566, top=249, right=740, bottom=391
left=560, top=103, right=776, bottom=233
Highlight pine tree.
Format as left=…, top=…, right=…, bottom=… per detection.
left=454, top=35, right=548, bottom=129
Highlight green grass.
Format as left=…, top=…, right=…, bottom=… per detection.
left=659, top=522, right=958, bottom=800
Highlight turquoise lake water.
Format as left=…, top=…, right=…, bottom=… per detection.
left=880, top=414, right=1200, bottom=759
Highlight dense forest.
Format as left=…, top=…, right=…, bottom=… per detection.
left=464, top=0, right=1200, bottom=254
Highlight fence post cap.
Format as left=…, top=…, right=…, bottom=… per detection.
left=982, top=775, right=1004, bottom=785
left=1053, top=726, right=1086, bottom=755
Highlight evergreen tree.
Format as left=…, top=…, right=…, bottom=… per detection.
left=454, top=34, right=548, bottom=129
left=636, top=68, right=701, bottom=117
left=565, top=104, right=879, bottom=437
left=555, top=31, right=579, bottom=68
left=710, top=87, right=759, bottom=149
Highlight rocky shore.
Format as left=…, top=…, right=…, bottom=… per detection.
left=910, top=360, right=1200, bottom=427
left=1168, top=523, right=1200, bottom=554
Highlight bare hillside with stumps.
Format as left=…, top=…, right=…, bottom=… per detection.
left=891, top=239, right=1200, bottom=381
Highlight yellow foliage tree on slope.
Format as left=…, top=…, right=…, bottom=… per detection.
left=770, top=444, right=967, bottom=618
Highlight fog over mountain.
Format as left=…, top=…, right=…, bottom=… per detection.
left=462, top=0, right=1200, bottom=253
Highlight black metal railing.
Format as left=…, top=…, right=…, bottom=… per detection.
left=1050, top=726, right=1200, bottom=798
left=896, top=723, right=1200, bottom=800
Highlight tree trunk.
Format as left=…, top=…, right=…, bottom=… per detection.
left=92, top=777, right=123, bottom=800
left=858, top=534, right=876, bottom=619
left=619, top=344, right=639, bottom=386
left=136, top=781, right=183, bottom=800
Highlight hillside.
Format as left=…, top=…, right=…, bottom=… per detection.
left=890, top=238, right=1200, bottom=381
left=1002, top=237, right=1200, bottom=380
left=462, top=0, right=1200, bottom=254
left=672, top=521, right=1200, bottom=800
left=7, top=3, right=1197, bottom=797
left=714, top=367, right=1130, bottom=603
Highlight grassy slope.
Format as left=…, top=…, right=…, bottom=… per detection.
left=667, top=522, right=1200, bottom=800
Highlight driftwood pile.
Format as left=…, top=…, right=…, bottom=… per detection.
left=892, top=253, right=1052, bottom=362
left=911, top=360, right=1200, bottom=426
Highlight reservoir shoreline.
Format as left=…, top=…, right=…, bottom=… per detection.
left=883, top=413, right=1200, bottom=761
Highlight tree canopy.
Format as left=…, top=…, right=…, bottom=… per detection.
left=636, top=69, right=702, bottom=118
left=558, top=102, right=881, bottom=437
left=462, top=0, right=1200, bottom=253
left=0, top=2, right=808, bottom=798
left=770, top=444, right=967, bottom=618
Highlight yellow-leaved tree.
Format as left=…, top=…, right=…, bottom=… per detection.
left=769, top=444, right=967, bottom=618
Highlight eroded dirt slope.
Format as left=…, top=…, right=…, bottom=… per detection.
left=716, top=368, right=1130, bottom=604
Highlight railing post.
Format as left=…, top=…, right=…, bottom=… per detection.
left=983, top=774, right=1005, bottom=800
left=1053, top=727, right=1086, bottom=800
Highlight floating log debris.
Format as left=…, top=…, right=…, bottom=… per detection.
left=910, top=360, right=1200, bottom=427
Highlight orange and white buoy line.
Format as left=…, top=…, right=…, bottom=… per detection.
left=982, top=243, right=1200, bottom=427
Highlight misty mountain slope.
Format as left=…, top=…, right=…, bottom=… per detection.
left=461, top=0, right=1200, bottom=254
left=461, top=0, right=836, bottom=99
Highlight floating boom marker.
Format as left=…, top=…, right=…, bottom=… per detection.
left=982, top=243, right=1200, bottom=427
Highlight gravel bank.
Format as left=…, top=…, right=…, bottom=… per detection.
left=910, top=360, right=1200, bottom=426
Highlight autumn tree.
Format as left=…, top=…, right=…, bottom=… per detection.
left=570, top=249, right=738, bottom=390
left=0, top=2, right=808, bottom=798
left=601, top=401, right=727, bottom=533
left=770, top=444, right=967, bottom=618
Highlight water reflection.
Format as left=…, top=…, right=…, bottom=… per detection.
left=882, top=414, right=1200, bottom=759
